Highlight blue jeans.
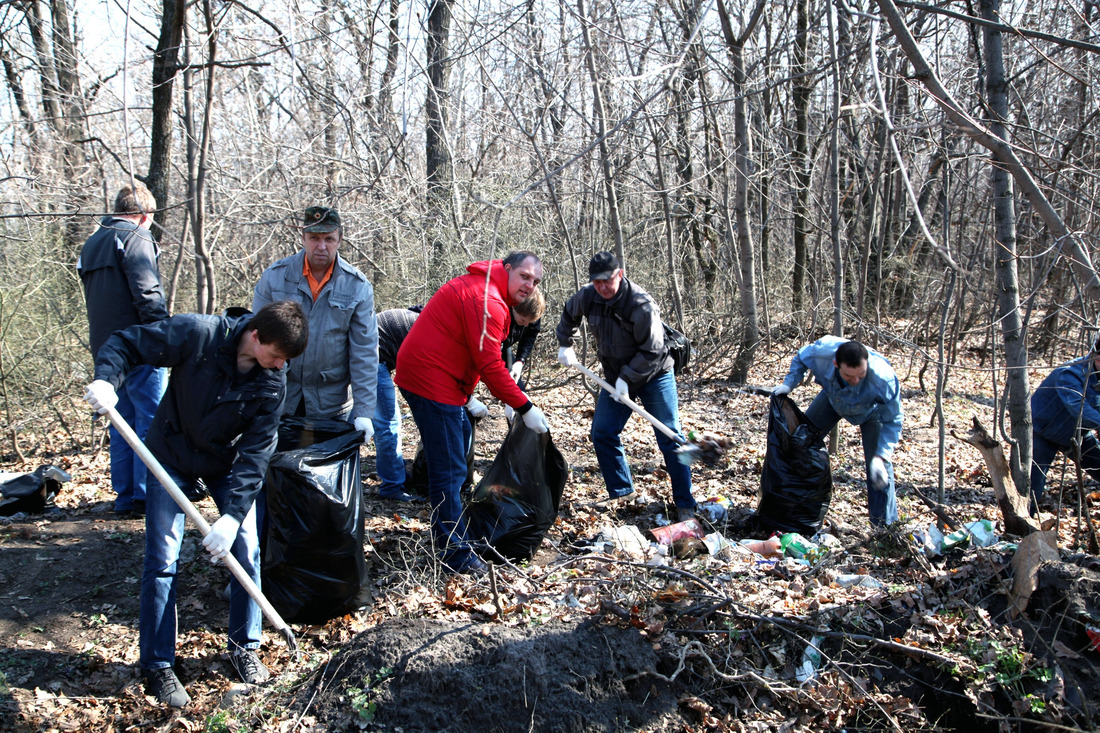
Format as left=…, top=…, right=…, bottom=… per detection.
left=591, top=370, right=696, bottom=509
left=372, top=365, right=406, bottom=497
left=805, top=390, right=898, bottom=526
left=400, top=388, right=479, bottom=571
left=1031, top=430, right=1100, bottom=511
left=140, top=466, right=261, bottom=671
left=110, top=365, right=166, bottom=511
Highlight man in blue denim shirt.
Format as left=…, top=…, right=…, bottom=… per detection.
left=1030, top=342, right=1100, bottom=512
left=773, top=336, right=902, bottom=526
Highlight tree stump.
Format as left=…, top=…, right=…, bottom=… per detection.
left=956, top=416, right=1041, bottom=537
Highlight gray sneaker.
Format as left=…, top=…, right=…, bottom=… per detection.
left=143, top=667, right=191, bottom=708
left=230, top=649, right=271, bottom=685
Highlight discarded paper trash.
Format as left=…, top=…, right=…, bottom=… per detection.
left=599, top=525, right=649, bottom=557
left=703, top=532, right=735, bottom=556
left=649, top=518, right=705, bottom=545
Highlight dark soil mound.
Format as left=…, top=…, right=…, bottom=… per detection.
left=295, top=618, right=688, bottom=732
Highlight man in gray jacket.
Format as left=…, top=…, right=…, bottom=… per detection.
left=253, top=206, right=378, bottom=441
left=77, top=181, right=169, bottom=516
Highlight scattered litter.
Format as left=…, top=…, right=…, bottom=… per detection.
left=598, top=525, right=649, bottom=558
left=649, top=518, right=705, bottom=545
left=672, top=537, right=708, bottom=559
left=833, top=573, right=884, bottom=589
left=813, top=532, right=842, bottom=551
left=702, top=532, right=735, bottom=556
left=654, top=514, right=671, bottom=527
left=918, top=519, right=997, bottom=556
left=739, top=536, right=782, bottom=556
left=780, top=533, right=825, bottom=563
left=796, top=635, right=824, bottom=683
left=696, top=499, right=727, bottom=524
left=1087, top=626, right=1100, bottom=653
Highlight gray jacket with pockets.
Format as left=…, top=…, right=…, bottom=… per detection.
left=253, top=250, right=378, bottom=421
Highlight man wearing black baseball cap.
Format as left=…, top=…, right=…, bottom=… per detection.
left=253, top=206, right=378, bottom=439
left=555, top=251, right=697, bottom=521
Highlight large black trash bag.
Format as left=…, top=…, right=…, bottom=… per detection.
left=262, top=417, right=368, bottom=624
left=405, top=411, right=481, bottom=497
left=465, top=420, right=568, bottom=561
left=757, top=394, right=832, bottom=535
left=0, top=465, right=68, bottom=516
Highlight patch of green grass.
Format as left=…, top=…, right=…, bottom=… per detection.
left=346, top=666, right=394, bottom=723
left=204, top=710, right=231, bottom=733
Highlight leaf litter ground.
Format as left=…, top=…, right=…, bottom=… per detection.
left=1, top=342, right=1099, bottom=731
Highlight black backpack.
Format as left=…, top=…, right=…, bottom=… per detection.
left=663, top=322, right=691, bottom=375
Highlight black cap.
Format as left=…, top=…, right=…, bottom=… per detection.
left=588, top=251, right=620, bottom=281
left=302, top=206, right=341, bottom=233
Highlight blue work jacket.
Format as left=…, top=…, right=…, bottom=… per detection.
left=780, top=335, right=903, bottom=460
left=1031, top=355, right=1100, bottom=446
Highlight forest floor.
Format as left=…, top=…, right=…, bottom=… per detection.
left=1, top=338, right=1099, bottom=732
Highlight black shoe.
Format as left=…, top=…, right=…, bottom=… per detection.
left=676, top=507, right=696, bottom=523
left=115, top=500, right=145, bottom=517
left=143, top=667, right=191, bottom=708
left=591, top=491, right=636, bottom=511
left=230, top=649, right=271, bottom=685
left=451, top=556, right=489, bottom=576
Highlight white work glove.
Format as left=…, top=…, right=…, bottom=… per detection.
left=202, top=515, right=241, bottom=561
left=83, top=380, right=118, bottom=415
left=869, top=457, right=889, bottom=490
left=772, top=384, right=792, bottom=396
left=558, top=346, right=577, bottom=367
left=509, top=361, right=524, bottom=382
left=612, top=377, right=629, bottom=403
left=522, top=405, right=549, bottom=434
left=354, top=417, right=374, bottom=444
left=504, top=405, right=515, bottom=424
left=465, top=396, right=489, bottom=419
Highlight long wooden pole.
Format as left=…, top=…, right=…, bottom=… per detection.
left=104, top=405, right=297, bottom=651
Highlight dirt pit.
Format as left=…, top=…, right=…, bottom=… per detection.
left=291, top=618, right=690, bottom=732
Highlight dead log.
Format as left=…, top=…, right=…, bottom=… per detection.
left=953, top=416, right=1041, bottom=537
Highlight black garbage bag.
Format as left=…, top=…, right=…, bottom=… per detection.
left=405, top=411, right=481, bottom=497
left=0, top=465, right=68, bottom=516
left=757, top=395, right=832, bottom=535
left=262, top=417, right=368, bottom=624
left=464, top=420, right=568, bottom=561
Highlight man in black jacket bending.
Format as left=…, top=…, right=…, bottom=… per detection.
left=83, top=301, right=307, bottom=708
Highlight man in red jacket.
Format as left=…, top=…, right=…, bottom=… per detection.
left=396, top=251, right=549, bottom=573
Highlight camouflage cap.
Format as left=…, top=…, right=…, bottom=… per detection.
left=302, top=206, right=341, bottom=233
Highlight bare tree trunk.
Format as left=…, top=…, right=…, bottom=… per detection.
left=577, top=0, right=625, bottom=263
left=147, top=0, right=186, bottom=229
left=183, top=6, right=218, bottom=314
left=716, top=0, right=765, bottom=381
left=827, top=0, right=842, bottom=335
left=980, top=0, right=1031, bottom=495
left=426, top=0, right=455, bottom=275
left=791, top=0, right=812, bottom=315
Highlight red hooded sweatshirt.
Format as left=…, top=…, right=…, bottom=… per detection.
left=395, top=260, right=531, bottom=410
